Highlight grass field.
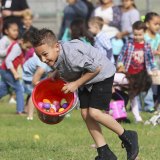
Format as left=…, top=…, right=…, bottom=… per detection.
left=0, top=97, right=160, bottom=160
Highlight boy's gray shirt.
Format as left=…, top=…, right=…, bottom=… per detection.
left=54, top=39, right=116, bottom=88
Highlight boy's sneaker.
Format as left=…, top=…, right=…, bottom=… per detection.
left=119, top=130, right=139, bottom=160
left=9, top=97, right=16, bottom=104
left=95, top=144, right=117, bottom=160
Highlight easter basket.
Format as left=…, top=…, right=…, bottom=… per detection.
left=32, top=78, right=78, bottom=124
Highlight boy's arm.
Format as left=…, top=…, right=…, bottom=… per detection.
left=48, top=69, right=60, bottom=80
left=153, top=44, right=160, bottom=55
left=62, top=67, right=101, bottom=93
left=5, top=44, right=22, bottom=79
left=0, top=49, right=8, bottom=57
left=10, top=67, right=20, bottom=80
left=32, top=67, right=45, bottom=86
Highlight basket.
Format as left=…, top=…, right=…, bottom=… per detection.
left=109, top=100, right=127, bottom=120
left=32, top=78, right=77, bottom=124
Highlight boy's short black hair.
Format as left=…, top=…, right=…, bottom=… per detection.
left=30, top=28, right=57, bottom=47
left=132, top=21, right=147, bottom=31
left=22, top=28, right=38, bottom=42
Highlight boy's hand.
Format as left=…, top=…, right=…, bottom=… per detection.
left=117, top=66, right=125, bottom=73
left=153, top=50, right=160, bottom=55
left=14, top=73, right=20, bottom=80
left=149, top=69, right=160, bottom=76
left=62, top=82, right=79, bottom=94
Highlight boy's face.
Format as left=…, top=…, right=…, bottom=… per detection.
left=133, top=29, right=144, bottom=43
left=88, top=22, right=99, bottom=36
left=23, top=16, right=32, bottom=28
left=35, top=43, right=60, bottom=67
left=20, top=41, right=33, bottom=51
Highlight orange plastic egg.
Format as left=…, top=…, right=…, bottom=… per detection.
left=43, top=99, right=51, bottom=104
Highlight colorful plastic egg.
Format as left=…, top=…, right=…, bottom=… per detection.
left=60, top=98, right=67, bottom=106
left=43, top=99, right=51, bottom=104
left=55, top=104, right=60, bottom=111
left=58, top=108, right=65, bottom=112
left=49, top=107, right=55, bottom=113
left=38, top=102, right=43, bottom=108
left=53, top=100, right=60, bottom=106
left=61, top=103, right=69, bottom=109
left=43, top=103, right=51, bottom=109
left=51, top=104, right=57, bottom=112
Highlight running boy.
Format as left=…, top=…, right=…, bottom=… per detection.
left=30, top=28, right=139, bottom=160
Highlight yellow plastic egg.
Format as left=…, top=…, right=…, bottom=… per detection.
left=58, top=108, right=65, bottom=112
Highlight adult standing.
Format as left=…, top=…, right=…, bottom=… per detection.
left=1, top=0, right=31, bottom=28
left=0, top=0, right=2, bottom=37
left=58, top=0, right=88, bottom=40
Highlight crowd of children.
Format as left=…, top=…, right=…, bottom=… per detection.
left=0, top=10, right=51, bottom=120
left=59, top=0, right=160, bottom=124
left=0, top=0, right=160, bottom=160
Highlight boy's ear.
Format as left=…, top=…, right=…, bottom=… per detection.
left=54, top=42, right=59, bottom=50
left=4, top=29, right=8, bottom=35
left=145, top=22, right=149, bottom=28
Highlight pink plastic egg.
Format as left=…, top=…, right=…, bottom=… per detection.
left=53, top=100, right=60, bottom=106
left=55, top=104, right=60, bottom=111
left=38, top=102, right=43, bottom=108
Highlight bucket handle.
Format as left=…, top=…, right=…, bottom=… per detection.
left=59, top=92, right=78, bottom=117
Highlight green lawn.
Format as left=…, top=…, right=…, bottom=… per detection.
left=0, top=97, right=160, bottom=160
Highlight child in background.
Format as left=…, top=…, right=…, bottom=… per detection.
left=22, top=30, right=51, bottom=120
left=19, top=11, right=36, bottom=38
left=88, top=16, right=114, bottom=63
left=0, top=23, right=12, bottom=66
left=31, top=28, right=139, bottom=160
left=117, top=21, right=157, bottom=122
left=70, top=18, right=94, bottom=45
left=62, top=18, right=94, bottom=45
left=93, top=0, right=121, bottom=38
left=144, top=12, right=160, bottom=69
left=0, top=19, right=17, bottom=104
left=116, top=0, right=140, bottom=40
left=144, top=12, right=160, bottom=110
left=0, top=0, right=2, bottom=38
left=0, top=20, right=25, bottom=114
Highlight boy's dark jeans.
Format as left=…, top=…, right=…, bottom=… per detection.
left=0, top=69, right=24, bottom=112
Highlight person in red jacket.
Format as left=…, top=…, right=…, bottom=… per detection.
left=0, top=19, right=24, bottom=114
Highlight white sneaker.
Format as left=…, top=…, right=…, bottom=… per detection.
left=27, top=117, right=33, bottom=120
left=9, top=98, right=17, bottom=104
